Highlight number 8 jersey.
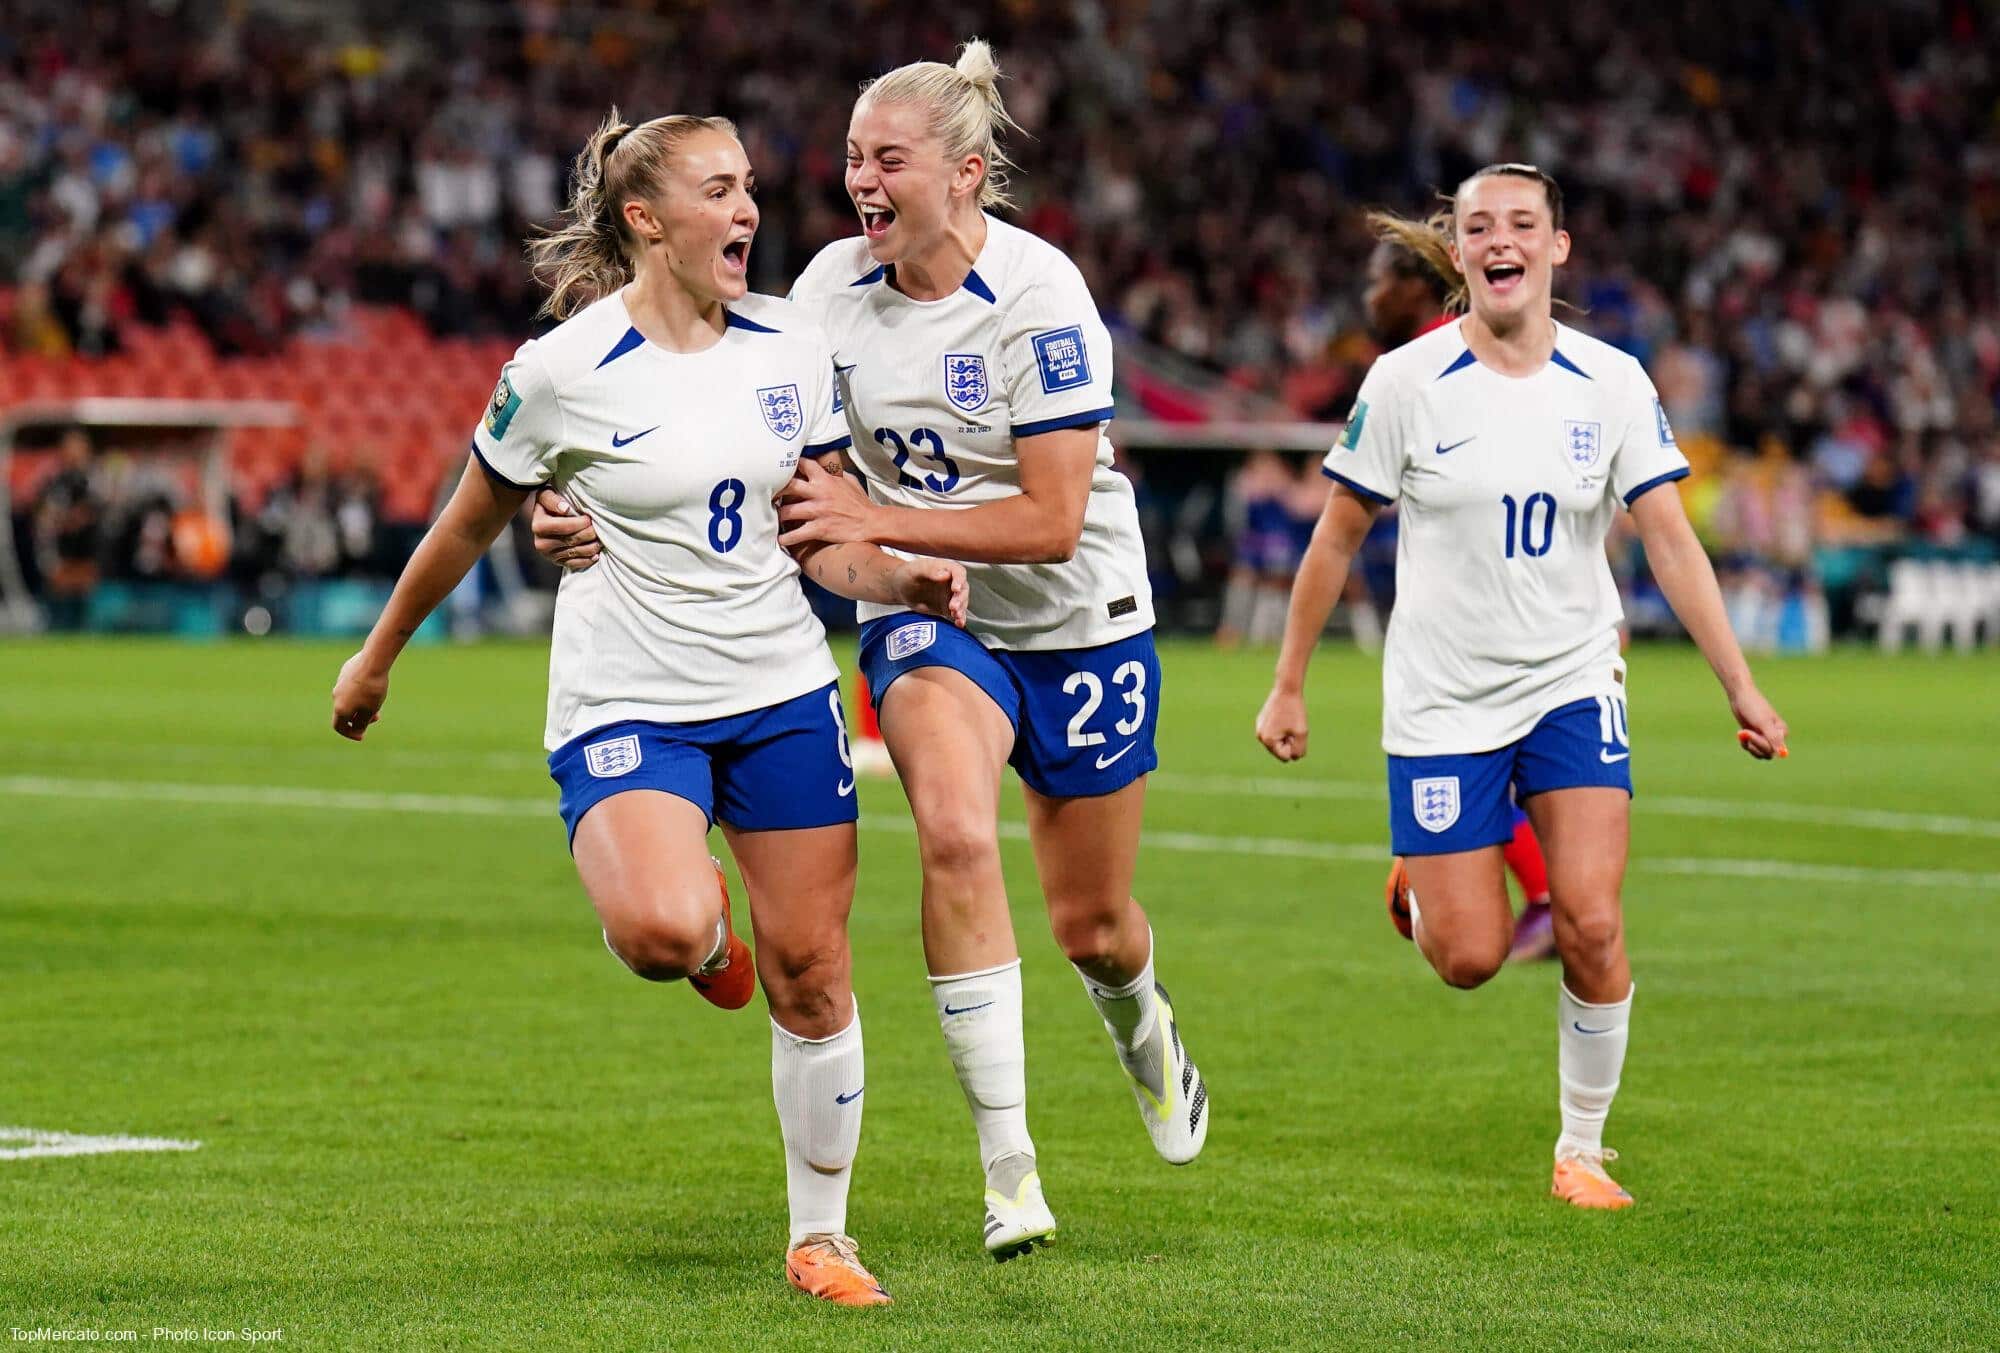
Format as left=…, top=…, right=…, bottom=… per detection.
left=472, top=291, right=849, bottom=750
left=790, top=216, right=1153, bottom=651
left=1324, top=320, right=1690, bottom=757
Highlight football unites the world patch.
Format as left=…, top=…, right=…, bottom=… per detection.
left=943, top=353, right=989, bottom=413
left=484, top=369, right=523, bottom=440
left=1412, top=776, right=1461, bottom=833
left=885, top=621, right=937, bottom=661
left=1032, top=326, right=1090, bottom=394
left=583, top=734, right=642, bottom=779
left=1563, top=420, right=1603, bottom=471
left=1654, top=397, right=1676, bottom=446
left=758, top=384, right=803, bottom=441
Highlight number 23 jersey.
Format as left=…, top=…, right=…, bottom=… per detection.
left=1324, top=320, right=1690, bottom=757
left=472, top=291, right=848, bottom=750
left=790, top=216, right=1153, bottom=651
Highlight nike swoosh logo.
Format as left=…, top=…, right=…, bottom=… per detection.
left=837, top=778, right=854, bottom=797
left=835, top=363, right=858, bottom=377
left=834, top=1086, right=864, bottom=1105
left=943, top=1001, right=994, bottom=1017
left=610, top=426, right=659, bottom=447
left=1094, top=743, right=1137, bottom=770
left=1434, top=436, right=1476, bottom=455
left=1572, top=1022, right=1617, bottom=1035
left=1600, top=750, right=1630, bottom=763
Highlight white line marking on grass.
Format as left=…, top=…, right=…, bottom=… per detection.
left=0, top=1126, right=201, bottom=1160
left=2, top=775, right=1995, bottom=891
left=1148, top=772, right=2000, bottom=841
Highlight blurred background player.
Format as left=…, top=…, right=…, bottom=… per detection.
left=535, top=41, right=1211, bottom=1262
left=1365, top=228, right=1558, bottom=961
left=331, top=110, right=969, bottom=1306
left=1256, top=164, right=1788, bottom=1210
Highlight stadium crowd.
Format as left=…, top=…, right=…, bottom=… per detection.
left=4, top=0, right=1998, bottom=629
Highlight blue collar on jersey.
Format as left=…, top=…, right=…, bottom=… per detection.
left=596, top=309, right=779, bottom=368
left=1436, top=345, right=1592, bottom=381
left=850, top=263, right=997, bottom=304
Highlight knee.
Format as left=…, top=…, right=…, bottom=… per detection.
left=916, top=812, right=1001, bottom=884
left=761, top=938, right=850, bottom=1033
left=1047, top=897, right=1129, bottom=968
left=1554, top=903, right=1623, bottom=974
left=1435, top=944, right=1506, bottom=991
left=605, top=902, right=716, bottom=983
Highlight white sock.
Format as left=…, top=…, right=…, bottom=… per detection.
left=771, top=1000, right=864, bottom=1247
left=1557, top=982, right=1632, bottom=1157
left=1077, top=931, right=1168, bottom=1102
left=930, top=961, right=1036, bottom=1176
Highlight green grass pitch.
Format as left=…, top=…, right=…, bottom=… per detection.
left=1, top=637, right=1995, bottom=1349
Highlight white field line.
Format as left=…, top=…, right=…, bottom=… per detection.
left=3, top=774, right=1996, bottom=892
left=1147, top=772, right=2000, bottom=841
left=0, top=1126, right=201, bottom=1161
left=9, top=743, right=1995, bottom=840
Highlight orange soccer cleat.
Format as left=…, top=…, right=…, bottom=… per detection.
left=785, top=1233, right=892, bottom=1307
left=687, top=857, right=755, bottom=1011
left=1551, top=1149, right=1635, bottom=1210
left=1384, top=856, right=1414, bottom=941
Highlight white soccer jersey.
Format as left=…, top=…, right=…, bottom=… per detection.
left=1324, top=320, right=1690, bottom=756
left=472, top=291, right=848, bottom=749
left=789, top=216, right=1153, bottom=650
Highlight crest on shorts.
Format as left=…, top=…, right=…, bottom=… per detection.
left=1412, top=776, right=1461, bottom=834
left=758, top=384, right=803, bottom=441
left=886, top=621, right=937, bottom=661
left=1563, top=420, right=1602, bottom=470
left=584, top=734, right=642, bottom=779
left=944, top=353, right=988, bottom=413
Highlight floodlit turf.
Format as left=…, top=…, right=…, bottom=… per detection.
left=1, top=636, right=1995, bottom=1349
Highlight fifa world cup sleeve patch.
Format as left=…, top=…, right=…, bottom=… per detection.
left=584, top=734, right=642, bottom=778
left=886, top=620, right=938, bottom=661
left=1031, top=326, right=1091, bottom=394
left=1340, top=400, right=1369, bottom=450
left=484, top=369, right=524, bottom=440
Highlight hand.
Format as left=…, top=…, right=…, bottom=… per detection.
left=1729, top=683, right=1789, bottom=760
left=891, top=557, right=969, bottom=627
left=531, top=487, right=601, bottom=571
left=1256, top=686, right=1310, bottom=762
left=777, top=455, right=880, bottom=548
left=332, top=652, right=388, bottom=741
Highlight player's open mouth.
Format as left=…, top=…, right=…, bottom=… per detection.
left=1484, top=262, right=1525, bottom=294
left=721, top=237, right=752, bottom=273
left=860, top=206, right=895, bottom=239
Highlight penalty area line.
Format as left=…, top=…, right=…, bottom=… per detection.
left=0, top=1126, right=202, bottom=1161
left=1, top=774, right=1995, bottom=892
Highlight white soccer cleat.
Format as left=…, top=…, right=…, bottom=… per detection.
left=1119, top=983, right=1208, bottom=1165
left=982, top=1154, right=1057, bottom=1262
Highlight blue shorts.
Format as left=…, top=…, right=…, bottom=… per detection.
left=857, top=613, right=1161, bottom=799
left=1387, top=696, right=1633, bottom=856
left=547, top=681, right=859, bottom=846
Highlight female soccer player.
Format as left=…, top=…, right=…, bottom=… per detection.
left=1255, top=165, right=1788, bottom=1209
left=536, top=43, right=1208, bottom=1262
left=1363, top=228, right=1559, bottom=962
left=330, top=111, right=971, bottom=1305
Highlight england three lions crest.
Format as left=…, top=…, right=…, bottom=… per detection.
left=1563, top=420, right=1603, bottom=471
left=758, top=384, right=803, bottom=441
left=1412, top=776, right=1460, bottom=834
left=944, top=354, right=988, bottom=414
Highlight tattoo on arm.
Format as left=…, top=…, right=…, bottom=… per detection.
left=846, top=563, right=858, bottom=585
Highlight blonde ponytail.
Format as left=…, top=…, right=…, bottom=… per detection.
left=859, top=38, right=1025, bottom=210
left=526, top=107, right=742, bottom=320
left=1365, top=207, right=1467, bottom=312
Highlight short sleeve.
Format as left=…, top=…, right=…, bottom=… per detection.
left=1000, top=272, right=1118, bottom=439
left=1610, top=361, right=1691, bottom=508
left=803, top=351, right=853, bottom=460
left=469, top=342, right=561, bottom=490
left=1320, top=362, right=1406, bottom=505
